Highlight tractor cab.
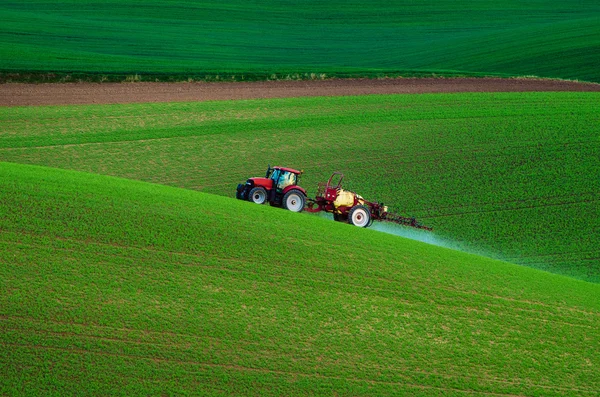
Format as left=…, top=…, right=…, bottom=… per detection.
left=266, top=166, right=301, bottom=192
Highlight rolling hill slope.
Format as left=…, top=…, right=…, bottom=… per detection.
left=1, top=1, right=599, bottom=82
left=1, top=92, right=598, bottom=282
left=1, top=162, right=599, bottom=396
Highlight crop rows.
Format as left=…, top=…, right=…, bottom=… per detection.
left=1, top=162, right=599, bottom=395
left=1, top=92, right=598, bottom=281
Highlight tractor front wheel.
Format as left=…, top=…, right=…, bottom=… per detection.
left=348, top=205, right=371, bottom=228
left=283, top=189, right=306, bottom=212
left=236, top=184, right=245, bottom=200
left=249, top=187, right=268, bottom=205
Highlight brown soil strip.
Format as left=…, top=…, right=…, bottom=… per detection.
left=1, top=78, right=599, bottom=107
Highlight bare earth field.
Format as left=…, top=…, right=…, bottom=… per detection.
left=1, top=78, right=600, bottom=106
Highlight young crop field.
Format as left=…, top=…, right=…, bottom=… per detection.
left=1, top=92, right=598, bottom=282
left=1, top=1, right=599, bottom=82
left=1, top=162, right=599, bottom=396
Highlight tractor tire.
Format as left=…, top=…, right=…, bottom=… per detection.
left=249, top=187, right=268, bottom=205
left=236, top=184, right=245, bottom=200
left=282, top=189, right=306, bottom=212
left=348, top=205, right=371, bottom=228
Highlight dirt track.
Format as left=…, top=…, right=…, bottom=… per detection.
left=1, top=78, right=599, bottom=107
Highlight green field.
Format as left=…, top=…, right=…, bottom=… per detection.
left=1, top=92, right=599, bottom=282
left=3, top=1, right=599, bottom=393
left=1, top=161, right=599, bottom=396
left=1, top=0, right=599, bottom=82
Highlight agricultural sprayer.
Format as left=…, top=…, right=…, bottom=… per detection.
left=236, top=166, right=431, bottom=230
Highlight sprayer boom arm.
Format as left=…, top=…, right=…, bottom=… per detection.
left=380, top=212, right=432, bottom=231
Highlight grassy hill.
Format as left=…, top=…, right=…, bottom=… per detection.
left=1, top=1, right=599, bottom=82
left=1, top=161, right=599, bottom=396
left=1, top=92, right=599, bottom=282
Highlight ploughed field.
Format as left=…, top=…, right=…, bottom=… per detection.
left=2, top=78, right=600, bottom=107
left=1, top=92, right=598, bottom=282
left=1, top=162, right=599, bottom=396
left=1, top=1, right=600, bottom=82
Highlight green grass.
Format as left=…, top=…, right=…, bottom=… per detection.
left=1, top=1, right=599, bottom=82
left=1, top=161, right=599, bottom=396
left=1, top=92, right=599, bottom=282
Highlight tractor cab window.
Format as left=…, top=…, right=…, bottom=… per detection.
left=268, top=168, right=280, bottom=183
left=270, top=169, right=296, bottom=191
left=279, top=171, right=296, bottom=189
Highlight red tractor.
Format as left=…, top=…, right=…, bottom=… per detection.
left=236, top=165, right=307, bottom=212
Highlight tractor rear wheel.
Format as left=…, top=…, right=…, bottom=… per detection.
left=348, top=205, right=371, bottom=228
left=249, top=187, right=268, bottom=205
left=283, top=189, right=306, bottom=212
